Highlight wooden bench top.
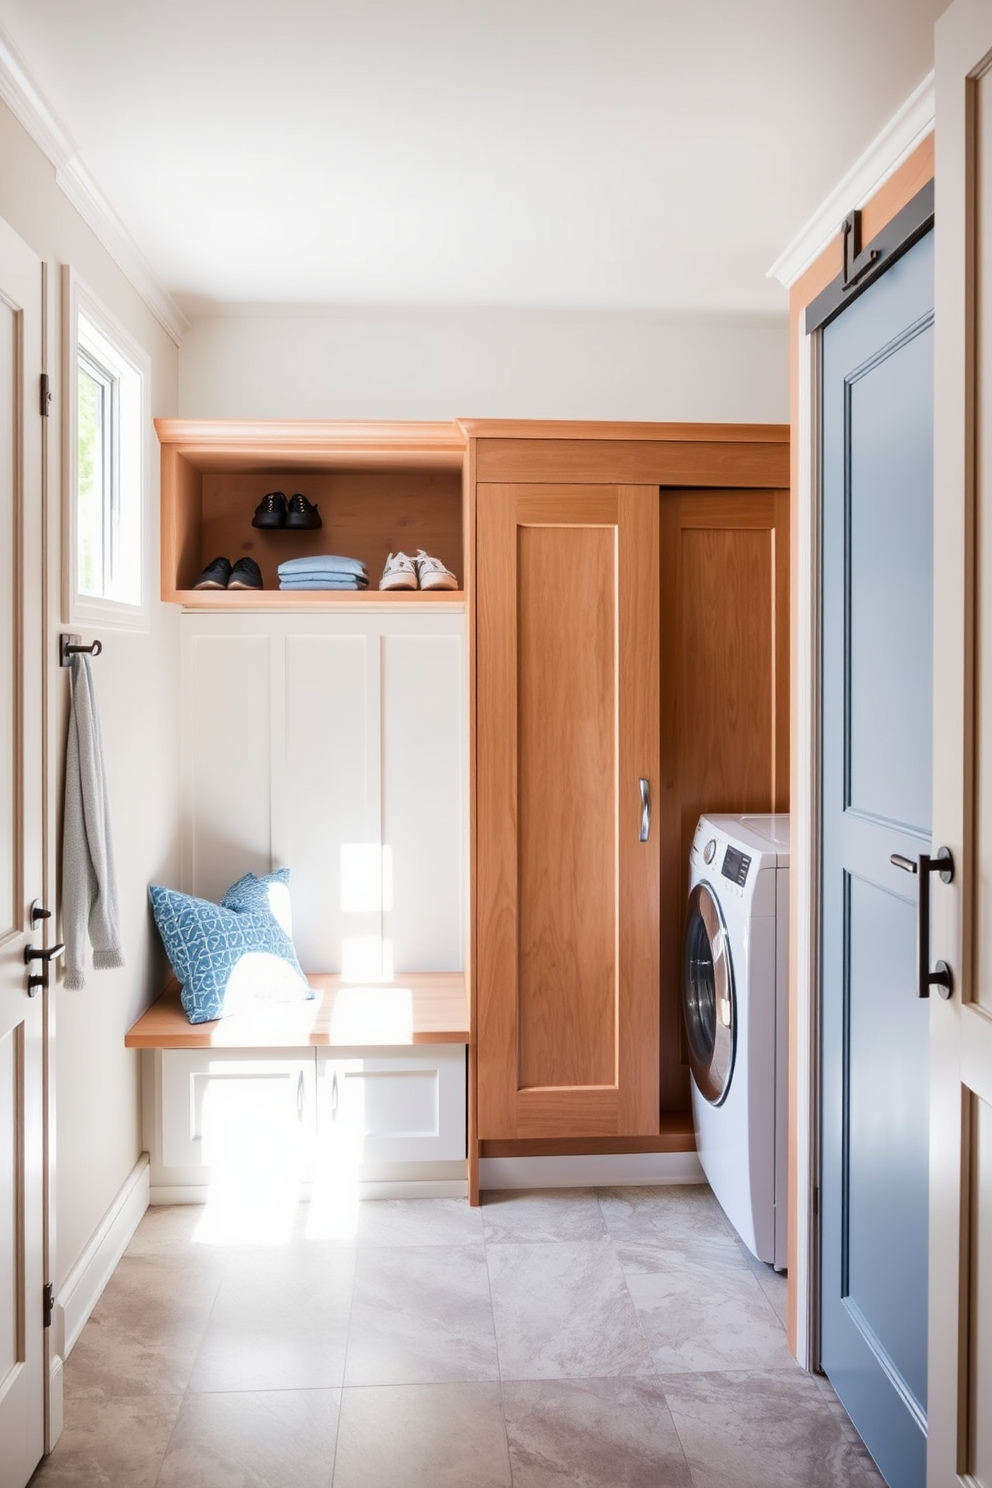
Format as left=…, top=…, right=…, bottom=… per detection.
left=125, top=972, right=470, bottom=1050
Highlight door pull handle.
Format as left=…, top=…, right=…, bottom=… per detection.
left=639, top=779, right=651, bottom=842
left=23, top=942, right=65, bottom=964
left=23, top=941, right=65, bottom=998
left=889, top=848, right=954, bottom=999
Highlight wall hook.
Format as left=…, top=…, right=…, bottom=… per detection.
left=60, top=634, right=103, bottom=667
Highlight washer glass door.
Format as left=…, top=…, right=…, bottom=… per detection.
left=682, top=882, right=736, bottom=1105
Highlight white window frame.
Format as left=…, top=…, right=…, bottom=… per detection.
left=62, top=266, right=150, bottom=631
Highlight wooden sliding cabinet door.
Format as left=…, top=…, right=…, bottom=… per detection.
left=476, top=484, right=660, bottom=1138
left=657, top=487, right=790, bottom=1110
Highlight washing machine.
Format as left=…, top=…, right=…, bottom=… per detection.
left=682, top=813, right=789, bottom=1269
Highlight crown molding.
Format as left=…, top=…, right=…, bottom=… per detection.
left=767, top=71, right=934, bottom=290
left=0, top=25, right=188, bottom=344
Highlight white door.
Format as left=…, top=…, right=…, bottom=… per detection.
left=0, top=218, right=46, bottom=1486
left=930, top=4, right=992, bottom=1485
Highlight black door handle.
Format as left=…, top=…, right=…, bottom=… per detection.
left=23, top=942, right=65, bottom=964
left=23, top=941, right=65, bottom=997
left=889, top=848, right=954, bottom=999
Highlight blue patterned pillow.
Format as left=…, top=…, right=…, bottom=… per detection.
left=221, top=868, right=294, bottom=935
left=149, top=876, right=313, bottom=1024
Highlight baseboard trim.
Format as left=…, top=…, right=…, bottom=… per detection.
left=58, top=1155, right=150, bottom=1357
left=46, top=1352, right=64, bottom=1453
left=478, top=1151, right=705, bottom=1190
left=150, top=1177, right=469, bottom=1205
left=480, top=1125, right=695, bottom=1158
left=357, top=1179, right=467, bottom=1200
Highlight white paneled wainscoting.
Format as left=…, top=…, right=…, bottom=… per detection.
left=178, top=609, right=467, bottom=976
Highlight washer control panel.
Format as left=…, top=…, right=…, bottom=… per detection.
left=721, top=845, right=751, bottom=887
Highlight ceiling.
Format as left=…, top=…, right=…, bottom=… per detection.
left=0, top=0, right=947, bottom=321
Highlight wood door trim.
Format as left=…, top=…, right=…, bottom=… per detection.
left=669, top=489, right=779, bottom=527
left=475, top=485, right=519, bottom=1138
left=617, top=486, right=661, bottom=1132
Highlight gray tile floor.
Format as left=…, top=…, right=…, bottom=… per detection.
left=30, top=1186, right=888, bottom=1488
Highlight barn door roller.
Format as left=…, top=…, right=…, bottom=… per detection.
left=842, top=209, right=879, bottom=290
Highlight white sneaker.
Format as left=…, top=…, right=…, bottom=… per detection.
left=380, top=552, right=418, bottom=590
left=414, top=549, right=458, bottom=590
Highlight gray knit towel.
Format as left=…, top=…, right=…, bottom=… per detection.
left=62, top=654, right=124, bottom=989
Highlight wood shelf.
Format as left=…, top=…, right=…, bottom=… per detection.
left=155, top=419, right=467, bottom=606
left=176, top=588, right=465, bottom=612
left=125, top=973, right=470, bottom=1050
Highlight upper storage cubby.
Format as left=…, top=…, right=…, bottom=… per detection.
left=155, top=420, right=467, bottom=607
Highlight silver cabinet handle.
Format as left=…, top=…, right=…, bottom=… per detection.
left=639, top=779, right=650, bottom=842
left=331, top=1071, right=339, bottom=1120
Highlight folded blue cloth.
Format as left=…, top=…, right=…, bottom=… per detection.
left=279, top=576, right=369, bottom=590
left=278, top=570, right=369, bottom=582
left=278, top=555, right=367, bottom=578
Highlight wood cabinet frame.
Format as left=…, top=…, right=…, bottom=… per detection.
left=464, top=422, right=790, bottom=1196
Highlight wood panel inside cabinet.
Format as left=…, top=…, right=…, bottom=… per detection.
left=197, top=468, right=463, bottom=594
left=156, top=420, right=466, bottom=605
left=517, top=523, right=617, bottom=1090
left=657, top=488, right=790, bottom=1111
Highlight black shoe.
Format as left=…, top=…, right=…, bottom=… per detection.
left=228, top=557, right=263, bottom=590
left=252, top=491, right=287, bottom=528
left=193, top=556, right=231, bottom=589
left=284, top=493, right=322, bottom=529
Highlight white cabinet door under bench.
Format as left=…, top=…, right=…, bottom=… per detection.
left=130, top=975, right=469, bottom=1202
left=317, top=1047, right=466, bottom=1165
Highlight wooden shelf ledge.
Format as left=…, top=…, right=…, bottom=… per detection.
left=154, top=418, right=466, bottom=469
left=125, top=972, right=469, bottom=1050
left=177, top=589, right=465, bottom=612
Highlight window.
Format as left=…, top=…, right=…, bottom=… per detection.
left=64, top=269, right=149, bottom=628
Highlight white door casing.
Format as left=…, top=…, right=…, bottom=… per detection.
left=931, top=4, right=992, bottom=1484
left=0, top=215, right=46, bottom=1488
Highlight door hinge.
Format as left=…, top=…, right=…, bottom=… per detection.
left=43, top=1282, right=54, bottom=1328
left=812, top=1185, right=820, bottom=1219
left=40, top=373, right=52, bottom=418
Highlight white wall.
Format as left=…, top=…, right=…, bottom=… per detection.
left=0, top=99, right=181, bottom=1290
left=180, top=306, right=789, bottom=423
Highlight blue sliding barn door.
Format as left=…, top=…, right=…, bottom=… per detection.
left=820, top=229, right=933, bottom=1488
